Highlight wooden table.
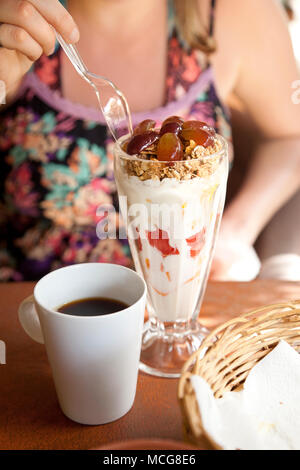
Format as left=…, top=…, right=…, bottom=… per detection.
left=0, top=280, right=299, bottom=450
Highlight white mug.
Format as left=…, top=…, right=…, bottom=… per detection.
left=18, top=263, right=147, bottom=425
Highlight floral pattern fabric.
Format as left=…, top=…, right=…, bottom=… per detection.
left=0, top=9, right=231, bottom=281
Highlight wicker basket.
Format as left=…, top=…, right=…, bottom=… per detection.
left=178, top=301, right=300, bottom=449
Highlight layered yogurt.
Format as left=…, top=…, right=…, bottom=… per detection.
left=114, top=117, right=228, bottom=323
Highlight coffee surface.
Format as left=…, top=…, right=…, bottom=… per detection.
left=57, top=297, right=129, bottom=317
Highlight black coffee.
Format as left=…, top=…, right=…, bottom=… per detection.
left=57, top=297, right=129, bottom=317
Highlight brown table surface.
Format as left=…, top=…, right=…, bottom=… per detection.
left=0, top=280, right=299, bottom=450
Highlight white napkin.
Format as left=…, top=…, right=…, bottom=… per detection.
left=191, top=340, right=300, bottom=450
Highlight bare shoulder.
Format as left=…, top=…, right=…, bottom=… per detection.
left=209, top=0, right=300, bottom=137
left=212, top=0, right=288, bottom=40
left=198, top=0, right=294, bottom=105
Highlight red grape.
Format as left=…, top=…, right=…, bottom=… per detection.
left=127, top=131, right=159, bottom=155
left=159, top=121, right=182, bottom=136
left=161, top=116, right=184, bottom=127
left=157, top=133, right=183, bottom=161
left=182, top=120, right=216, bottom=136
left=133, top=119, right=156, bottom=136
left=180, top=128, right=215, bottom=147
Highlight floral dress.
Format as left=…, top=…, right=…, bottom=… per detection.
left=0, top=0, right=231, bottom=281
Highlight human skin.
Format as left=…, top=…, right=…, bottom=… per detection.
left=207, top=0, right=300, bottom=277
left=0, top=0, right=299, bottom=279
left=0, top=0, right=80, bottom=102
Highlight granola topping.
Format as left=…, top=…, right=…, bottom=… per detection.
left=121, top=117, right=223, bottom=181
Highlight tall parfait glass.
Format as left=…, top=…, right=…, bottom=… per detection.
left=114, top=132, right=228, bottom=378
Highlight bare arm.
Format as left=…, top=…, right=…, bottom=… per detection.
left=224, top=137, right=300, bottom=245
left=203, top=0, right=300, bottom=279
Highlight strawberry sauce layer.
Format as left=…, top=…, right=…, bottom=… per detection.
left=144, top=228, right=206, bottom=259
left=147, top=229, right=180, bottom=257
left=186, top=228, right=206, bottom=258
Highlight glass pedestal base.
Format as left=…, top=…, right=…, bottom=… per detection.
left=139, top=318, right=209, bottom=378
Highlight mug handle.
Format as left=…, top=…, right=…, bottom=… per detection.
left=18, top=295, right=44, bottom=344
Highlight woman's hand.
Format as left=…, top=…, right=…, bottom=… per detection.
left=209, top=220, right=261, bottom=282
left=0, top=0, right=79, bottom=102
